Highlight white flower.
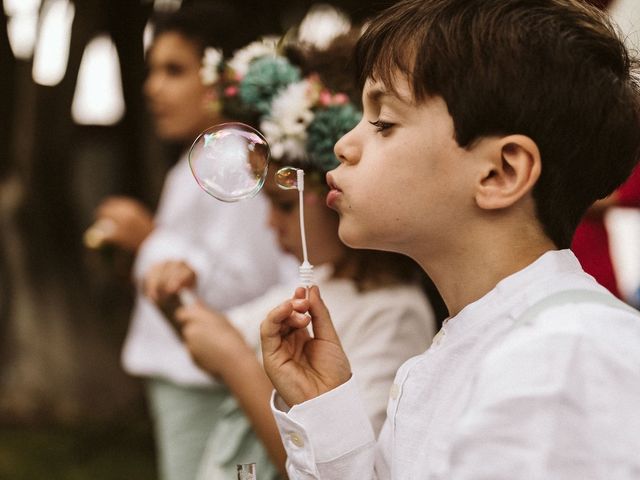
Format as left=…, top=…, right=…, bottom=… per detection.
left=297, top=4, right=351, bottom=50
left=260, top=79, right=316, bottom=160
left=227, top=36, right=280, bottom=78
left=199, top=47, right=223, bottom=86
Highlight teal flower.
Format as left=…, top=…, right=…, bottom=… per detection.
left=306, top=103, right=361, bottom=172
left=239, top=56, right=301, bottom=115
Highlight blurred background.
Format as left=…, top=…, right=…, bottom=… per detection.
left=0, top=0, right=638, bottom=478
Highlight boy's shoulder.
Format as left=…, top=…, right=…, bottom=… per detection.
left=482, top=289, right=640, bottom=388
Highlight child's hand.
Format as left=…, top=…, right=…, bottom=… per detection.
left=144, top=260, right=197, bottom=304
left=94, top=196, right=154, bottom=252
left=261, top=285, right=351, bottom=407
left=175, top=302, right=251, bottom=378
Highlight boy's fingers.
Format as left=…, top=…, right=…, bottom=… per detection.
left=293, top=287, right=307, bottom=300
left=261, top=301, right=295, bottom=352
left=307, top=286, right=340, bottom=343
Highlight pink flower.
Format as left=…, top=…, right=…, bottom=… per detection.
left=318, top=90, right=349, bottom=106
left=319, top=90, right=332, bottom=106
left=224, top=85, right=239, bottom=97
left=332, top=93, right=348, bottom=105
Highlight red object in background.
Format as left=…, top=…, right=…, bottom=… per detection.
left=572, top=166, right=640, bottom=299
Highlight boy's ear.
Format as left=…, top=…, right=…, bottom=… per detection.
left=475, top=135, right=541, bottom=210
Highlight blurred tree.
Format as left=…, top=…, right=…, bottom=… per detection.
left=0, top=0, right=154, bottom=424
left=0, top=2, right=16, bottom=374
left=0, top=0, right=400, bottom=426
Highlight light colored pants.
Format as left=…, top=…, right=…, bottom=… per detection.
left=146, top=379, right=229, bottom=480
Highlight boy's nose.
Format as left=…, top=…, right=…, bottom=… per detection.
left=334, top=124, right=359, bottom=164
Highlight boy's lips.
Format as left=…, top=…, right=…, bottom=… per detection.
left=325, top=173, right=342, bottom=209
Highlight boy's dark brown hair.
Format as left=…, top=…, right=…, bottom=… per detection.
left=356, top=0, right=640, bottom=248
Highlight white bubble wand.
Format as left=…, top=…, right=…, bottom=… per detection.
left=293, top=168, right=315, bottom=296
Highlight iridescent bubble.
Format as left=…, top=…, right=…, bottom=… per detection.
left=275, top=166, right=301, bottom=190
left=188, top=122, right=270, bottom=202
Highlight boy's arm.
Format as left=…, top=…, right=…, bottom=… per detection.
left=271, top=377, right=378, bottom=479
left=261, top=286, right=378, bottom=478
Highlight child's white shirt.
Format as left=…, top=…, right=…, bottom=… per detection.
left=226, top=264, right=436, bottom=435
left=273, top=249, right=640, bottom=479
left=121, top=152, right=293, bottom=386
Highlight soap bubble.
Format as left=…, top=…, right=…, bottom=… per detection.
left=275, top=166, right=301, bottom=190
left=188, top=122, right=270, bottom=202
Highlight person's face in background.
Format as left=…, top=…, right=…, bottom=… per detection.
left=144, top=31, right=219, bottom=142
left=263, top=163, right=345, bottom=266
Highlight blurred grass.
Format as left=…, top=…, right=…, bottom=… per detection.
left=0, top=419, right=157, bottom=480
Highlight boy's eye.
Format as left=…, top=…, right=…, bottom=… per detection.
left=368, top=119, right=395, bottom=133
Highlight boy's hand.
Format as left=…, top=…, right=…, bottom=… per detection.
left=175, top=302, right=251, bottom=378
left=94, top=196, right=154, bottom=252
left=144, top=260, right=197, bottom=304
left=261, top=285, right=351, bottom=407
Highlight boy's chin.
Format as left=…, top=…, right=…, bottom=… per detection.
left=338, top=223, right=375, bottom=250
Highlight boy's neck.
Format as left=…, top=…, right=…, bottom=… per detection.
left=416, top=229, right=556, bottom=318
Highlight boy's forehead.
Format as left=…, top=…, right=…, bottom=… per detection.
left=363, top=76, right=414, bottom=105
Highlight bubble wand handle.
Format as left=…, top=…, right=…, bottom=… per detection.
left=297, top=169, right=314, bottom=297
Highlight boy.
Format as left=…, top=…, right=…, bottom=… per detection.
left=260, top=0, right=640, bottom=478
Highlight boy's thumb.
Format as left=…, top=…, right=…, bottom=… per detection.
left=308, top=286, right=340, bottom=343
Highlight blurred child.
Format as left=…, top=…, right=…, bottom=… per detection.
left=146, top=33, right=437, bottom=479
left=91, top=4, right=290, bottom=479
left=260, top=0, right=640, bottom=478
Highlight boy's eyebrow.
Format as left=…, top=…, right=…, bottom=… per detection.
left=366, top=84, right=411, bottom=106
left=366, top=86, right=389, bottom=103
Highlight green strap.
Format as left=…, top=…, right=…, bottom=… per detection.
left=518, top=289, right=639, bottom=325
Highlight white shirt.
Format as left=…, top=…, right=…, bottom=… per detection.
left=192, top=266, right=436, bottom=480
left=227, top=264, right=436, bottom=435
left=122, top=153, right=294, bottom=386
left=273, top=250, right=640, bottom=479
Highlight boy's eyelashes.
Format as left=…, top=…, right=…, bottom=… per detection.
left=368, top=119, right=395, bottom=133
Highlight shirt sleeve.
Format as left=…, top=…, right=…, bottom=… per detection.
left=133, top=193, right=282, bottom=312
left=271, top=378, right=378, bottom=479
left=446, top=306, right=640, bottom=480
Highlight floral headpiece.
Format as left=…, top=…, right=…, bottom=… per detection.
left=199, top=47, right=223, bottom=86
left=222, top=38, right=361, bottom=175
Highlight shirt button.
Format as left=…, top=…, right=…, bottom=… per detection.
left=289, top=432, right=304, bottom=447
left=389, top=383, right=400, bottom=400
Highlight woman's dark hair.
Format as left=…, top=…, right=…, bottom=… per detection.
left=151, top=1, right=259, bottom=58
left=356, top=0, right=640, bottom=248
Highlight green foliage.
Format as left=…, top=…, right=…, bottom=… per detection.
left=239, top=57, right=301, bottom=115
left=0, top=421, right=156, bottom=480
left=306, top=104, right=361, bottom=172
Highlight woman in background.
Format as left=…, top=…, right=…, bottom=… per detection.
left=92, top=3, right=290, bottom=479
